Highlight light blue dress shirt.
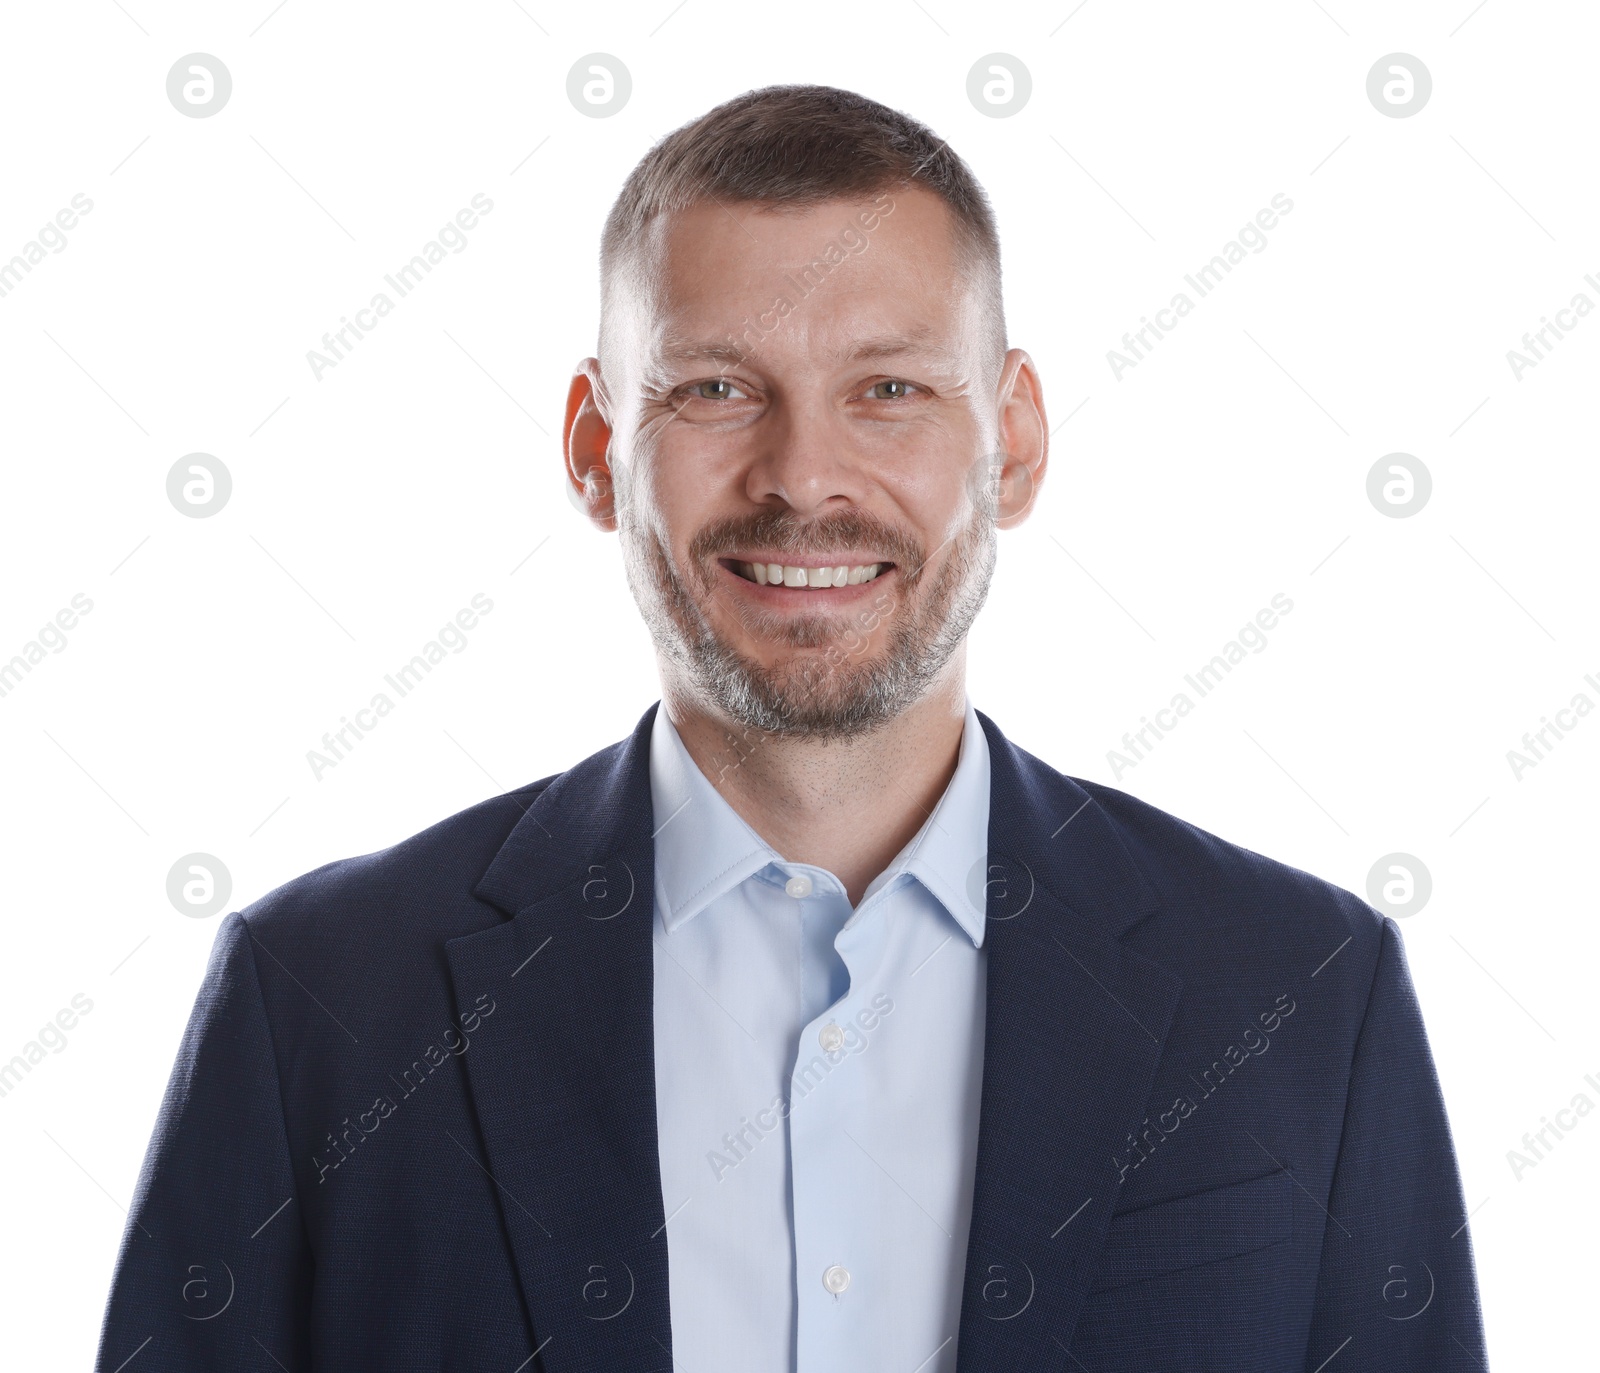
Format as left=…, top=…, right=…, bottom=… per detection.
left=650, top=700, right=990, bottom=1373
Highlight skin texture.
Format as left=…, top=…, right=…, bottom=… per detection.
left=563, top=186, right=1048, bottom=904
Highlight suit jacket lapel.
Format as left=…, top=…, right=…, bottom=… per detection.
left=957, top=713, right=1184, bottom=1370
left=446, top=705, right=673, bottom=1373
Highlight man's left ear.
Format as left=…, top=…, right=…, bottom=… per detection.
left=990, top=348, right=1048, bottom=530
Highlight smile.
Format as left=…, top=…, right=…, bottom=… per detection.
left=723, top=560, right=892, bottom=589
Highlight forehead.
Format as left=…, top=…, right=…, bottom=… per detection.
left=629, top=187, right=976, bottom=366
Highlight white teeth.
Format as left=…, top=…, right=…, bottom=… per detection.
left=740, top=561, right=889, bottom=588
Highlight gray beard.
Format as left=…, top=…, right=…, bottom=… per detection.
left=619, top=501, right=996, bottom=741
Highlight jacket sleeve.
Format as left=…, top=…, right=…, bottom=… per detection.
left=96, top=912, right=312, bottom=1371
left=1304, top=916, right=1489, bottom=1369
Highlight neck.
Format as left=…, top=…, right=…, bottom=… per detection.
left=662, top=654, right=969, bottom=907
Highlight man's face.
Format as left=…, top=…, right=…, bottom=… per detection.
left=569, top=186, right=1044, bottom=739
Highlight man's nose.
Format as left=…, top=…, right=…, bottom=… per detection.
left=743, top=398, right=870, bottom=517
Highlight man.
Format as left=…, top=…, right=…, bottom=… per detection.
left=98, top=86, right=1488, bottom=1371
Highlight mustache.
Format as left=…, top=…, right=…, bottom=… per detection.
left=687, top=508, right=926, bottom=575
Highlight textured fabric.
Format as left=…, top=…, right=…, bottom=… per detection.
left=648, top=701, right=989, bottom=1373
left=95, top=702, right=1490, bottom=1372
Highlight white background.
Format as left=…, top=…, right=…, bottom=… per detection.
left=1, top=0, right=1595, bottom=1365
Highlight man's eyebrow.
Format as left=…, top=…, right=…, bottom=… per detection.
left=658, top=339, right=752, bottom=366
left=841, top=331, right=959, bottom=368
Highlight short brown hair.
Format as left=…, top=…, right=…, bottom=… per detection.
left=598, top=84, right=1006, bottom=369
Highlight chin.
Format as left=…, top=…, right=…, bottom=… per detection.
left=695, top=645, right=926, bottom=741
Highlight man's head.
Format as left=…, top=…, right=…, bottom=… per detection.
left=564, top=85, right=1047, bottom=740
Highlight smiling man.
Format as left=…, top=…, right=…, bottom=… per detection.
left=98, top=86, right=1487, bottom=1372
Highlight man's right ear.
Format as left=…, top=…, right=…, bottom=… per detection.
left=563, top=359, right=617, bottom=532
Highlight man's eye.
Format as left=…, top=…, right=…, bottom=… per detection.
left=688, top=378, right=746, bottom=401
left=866, top=379, right=916, bottom=400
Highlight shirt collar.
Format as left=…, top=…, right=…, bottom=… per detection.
left=648, top=706, right=776, bottom=934
left=648, top=700, right=991, bottom=947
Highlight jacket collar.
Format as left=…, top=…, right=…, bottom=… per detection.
left=451, top=702, right=1181, bottom=1372
left=472, top=703, right=658, bottom=920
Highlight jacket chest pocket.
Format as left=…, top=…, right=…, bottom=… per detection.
left=1088, top=1166, right=1293, bottom=1294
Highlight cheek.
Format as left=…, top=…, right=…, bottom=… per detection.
left=887, top=459, right=976, bottom=541
left=873, top=411, right=981, bottom=494
left=616, top=455, right=677, bottom=538
left=623, top=472, right=717, bottom=586
left=636, top=441, right=748, bottom=544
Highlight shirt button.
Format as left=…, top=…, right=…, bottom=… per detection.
left=785, top=874, right=814, bottom=899
left=822, top=1264, right=851, bottom=1294
left=818, top=1022, right=845, bottom=1053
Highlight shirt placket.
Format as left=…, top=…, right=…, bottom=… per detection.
left=785, top=867, right=897, bottom=1372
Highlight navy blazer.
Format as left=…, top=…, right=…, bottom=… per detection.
left=97, top=705, right=1488, bottom=1371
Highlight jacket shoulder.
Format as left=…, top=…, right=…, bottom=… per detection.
left=1087, top=775, right=1379, bottom=924
left=1060, top=767, right=1390, bottom=991
left=237, top=775, right=557, bottom=948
